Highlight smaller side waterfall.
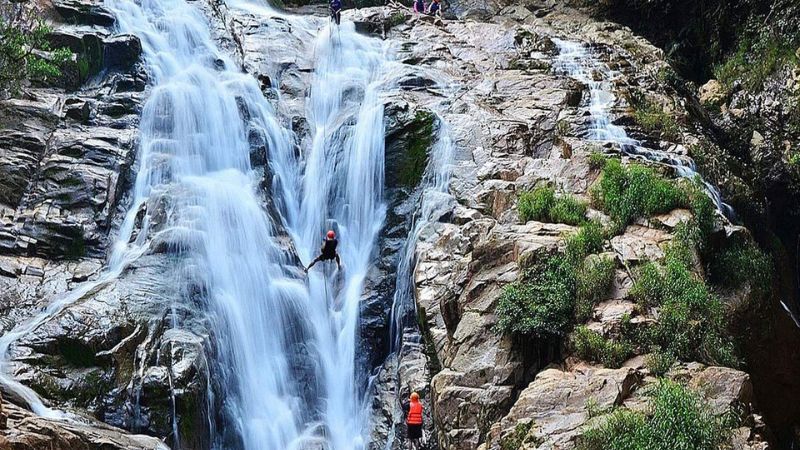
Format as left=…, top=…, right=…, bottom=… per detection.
left=552, top=39, right=735, bottom=219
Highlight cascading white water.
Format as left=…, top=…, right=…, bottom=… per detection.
left=1, top=0, right=399, bottom=448
left=552, top=39, right=735, bottom=218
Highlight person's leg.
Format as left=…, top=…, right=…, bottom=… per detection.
left=305, top=255, right=322, bottom=272
left=336, top=10, right=341, bottom=25
left=335, top=253, right=341, bottom=268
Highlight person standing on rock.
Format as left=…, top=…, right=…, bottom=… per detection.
left=413, top=0, right=426, bottom=14
left=330, top=0, right=342, bottom=26
left=426, top=0, right=441, bottom=18
left=404, top=392, right=424, bottom=449
left=305, top=230, right=341, bottom=272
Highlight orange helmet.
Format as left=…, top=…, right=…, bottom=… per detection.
left=327, top=230, right=336, bottom=239
left=410, top=392, right=420, bottom=401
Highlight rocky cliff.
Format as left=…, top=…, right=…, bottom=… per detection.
left=0, top=0, right=797, bottom=449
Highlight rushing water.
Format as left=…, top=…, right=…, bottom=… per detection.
left=0, top=0, right=397, bottom=448
left=552, top=39, right=735, bottom=218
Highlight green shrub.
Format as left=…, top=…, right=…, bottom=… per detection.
left=714, top=26, right=799, bottom=92
left=708, top=240, right=772, bottom=294
left=571, top=326, right=632, bottom=368
left=628, top=228, right=739, bottom=368
left=574, top=255, right=616, bottom=322
left=579, top=380, right=730, bottom=450
left=550, top=195, right=588, bottom=226
left=500, top=421, right=533, bottom=450
left=588, top=151, right=607, bottom=170
left=591, top=159, right=714, bottom=233
left=630, top=95, right=681, bottom=140
left=0, top=9, right=71, bottom=96
left=518, top=186, right=555, bottom=223
left=496, top=254, right=576, bottom=338
left=519, top=186, right=587, bottom=225
left=645, top=350, right=676, bottom=377
left=565, top=220, right=605, bottom=262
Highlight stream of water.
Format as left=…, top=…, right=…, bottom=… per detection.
left=553, top=39, right=735, bottom=219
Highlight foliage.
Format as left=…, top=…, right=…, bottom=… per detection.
left=574, top=255, right=616, bottom=322
left=591, top=159, right=715, bottom=234
left=497, top=221, right=609, bottom=339
left=628, top=225, right=739, bottom=367
left=707, top=239, right=772, bottom=295
left=500, top=421, right=533, bottom=450
left=565, top=219, right=605, bottom=262
left=496, top=254, right=576, bottom=338
left=571, top=326, right=632, bottom=368
left=588, top=151, right=608, bottom=170
left=0, top=4, right=71, bottom=97
left=518, top=186, right=587, bottom=226
left=399, top=110, right=435, bottom=187
left=629, top=93, right=681, bottom=140
left=579, top=380, right=730, bottom=450
left=645, top=350, right=676, bottom=377
left=713, top=23, right=800, bottom=92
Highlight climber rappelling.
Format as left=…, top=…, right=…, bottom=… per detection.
left=305, top=230, right=342, bottom=272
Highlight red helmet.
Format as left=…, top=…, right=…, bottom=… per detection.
left=327, top=230, right=336, bottom=239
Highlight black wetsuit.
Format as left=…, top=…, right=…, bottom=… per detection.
left=320, top=238, right=338, bottom=260
left=306, top=238, right=341, bottom=271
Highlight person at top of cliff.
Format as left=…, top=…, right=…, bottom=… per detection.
left=330, top=0, right=342, bottom=26
left=403, top=392, right=424, bottom=450
left=305, top=230, right=341, bottom=272
left=426, top=0, right=441, bottom=17
left=413, top=0, right=426, bottom=14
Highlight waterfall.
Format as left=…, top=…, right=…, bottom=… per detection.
left=0, top=0, right=399, bottom=447
left=552, top=39, right=735, bottom=219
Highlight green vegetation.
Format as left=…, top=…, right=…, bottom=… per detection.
left=398, top=110, right=435, bottom=187
left=628, top=223, right=739, bottom=367
left=628, top=93, right=680, bottom=140
left=496, top=221, right=608, bottom=339
left=713, top=25, right=799, bottom=92
left=518, top=186, right=588, bottom=226
left=591, top=159, right=714, bottom=234
left=645, top=350, right=677, bottom=377
left=574, top=255, right=615, bottom=322
left=579, top=380, right=730, bottom=450
left=571, top=326, right=632, bottom=368
left=0, top=8, right=71, bottom=96
left=707, top=239, right=772, bottom=294
left=500, top=421, right=534, bottom=450
left=588, top=151, right=608, bottom=170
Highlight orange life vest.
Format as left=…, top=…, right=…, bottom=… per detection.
left=407, top=400, right=423, bottom=425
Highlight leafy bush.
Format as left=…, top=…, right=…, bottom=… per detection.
left=714, top=25, right=799, bottom=92
left=591, top=159, right=716, bottom=234
left=571, top=326, right=632, bottom=368
left=565, top=220, right=605, bottom=262
left=518, top=186, right=588, bottom=226
left=497, top=221, right=608, bottom=339
left=628, top=228, right=739, bottom=367
left=708, top=240, right=772, bottom=294
left=518, top=187, right=555, bottom=222
left=574, top=255, right=616, bottom=322
left=550, top=195, right=588, bottom=226
left=645, top=350, right=676, bottom=377
left=588, top=151, right=608, bottom=170
left=0, top=4, right=71, bottom=97
left=580, top=380, right=730, bottom=450
left=496, top=254, right=575, bottom=338
left=629, top=93, right=681, bottom=140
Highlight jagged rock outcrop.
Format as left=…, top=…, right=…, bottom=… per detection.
left=0, top=398, right=168, bottom=449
